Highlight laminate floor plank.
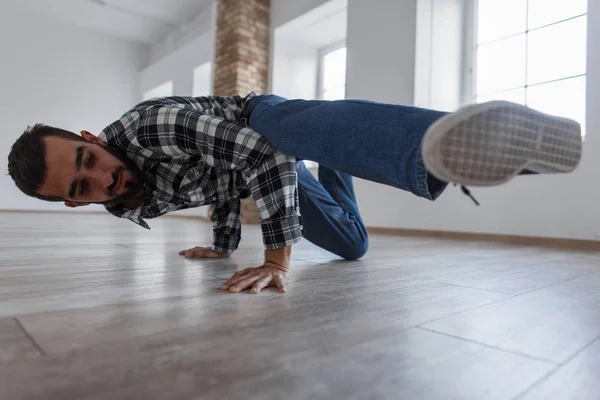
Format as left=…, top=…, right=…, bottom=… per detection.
left=519, top=336, right=600, bottom=400
left=0, top=317, right=42, bottom=364
left=422, top=273, right=600, bottom=363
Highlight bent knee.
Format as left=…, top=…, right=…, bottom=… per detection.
left=340, top=237, right=369, bottom=261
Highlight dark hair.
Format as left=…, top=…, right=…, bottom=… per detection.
left=7, top=124, right=85, bottom=201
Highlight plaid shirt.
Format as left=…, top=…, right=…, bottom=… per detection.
left=98, top=94, right=303, bottom=254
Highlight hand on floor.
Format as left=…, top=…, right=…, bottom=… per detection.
left=179, top=246, right=229, bottom=259
left=220, top=265, right=288, bottom=294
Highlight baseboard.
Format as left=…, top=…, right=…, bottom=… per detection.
left=367, top=226, right=600, bottom=251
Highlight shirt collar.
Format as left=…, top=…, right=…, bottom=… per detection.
left=103, top=200, right=150, bottom=230
left=103, top=178, right=157, bottom=230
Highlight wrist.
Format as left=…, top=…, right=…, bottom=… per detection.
left=264, top=260, right=289, bottom=273
left=265, top=245, right=292, bottom=272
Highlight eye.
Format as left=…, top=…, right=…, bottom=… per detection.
left=86, top=153, right=95, bottom=167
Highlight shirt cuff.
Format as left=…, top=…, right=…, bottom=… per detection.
left=212, top=234, right=241, bottom=254
left=261, top=215, right=304, bottom=250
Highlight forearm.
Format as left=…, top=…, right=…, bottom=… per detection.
left=264, top=245, right=292, bottom=272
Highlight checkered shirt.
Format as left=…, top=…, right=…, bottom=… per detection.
left=98, top=94, right=303, bottom=254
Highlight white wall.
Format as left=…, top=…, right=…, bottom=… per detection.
left=0, top=4, right=149, bottom=211
left=345, top=0, right=416, bottom=105
left=140, top=1, right=216, bottom=99
left=271, top=0, right=332, bottom=28
left=140, top=31, right=215, bottom=98
left=149, top=1, right=217, bottom=64
left=272, top=0, right=600, bottom=241
left=139, top=4, right=217, bottom=218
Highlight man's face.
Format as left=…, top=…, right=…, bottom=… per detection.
left=37, top=131, right=145, bottom=207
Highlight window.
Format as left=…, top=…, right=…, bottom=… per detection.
left=193, top=62, right=212, bottom=97
left=143, top=81, right=173, bottom=101
left=471, top=0, right=587, bottom=133
left=318, top=43, right=347, bottom=100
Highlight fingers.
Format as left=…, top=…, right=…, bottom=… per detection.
left=179, top=247, right=227, bottom=259
left=179, top=249, right=197, bottom=255
left=251, top=275, right=272, bottom=294
left=185, top=250, right=207, bottom=258
left=179, top=246, right=208, bottom=258
left=220, top=267, right=254, bottom=290
left=273, top=275, right=287, bottom=293
left=219, top=267, right=288, bottom=294
left=228, top=274, right=263, bottom=293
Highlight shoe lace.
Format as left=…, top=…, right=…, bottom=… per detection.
left=457, top=184, right=480, bottom=206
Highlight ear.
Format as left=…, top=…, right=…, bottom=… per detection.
left=65, top=201, right=90, bottom=208
left=80, top=130, right=106, bottom=146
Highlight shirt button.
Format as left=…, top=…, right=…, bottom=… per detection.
left=299, top=225, right=304, bottom=230
left=211, top=197, right=217, bottom=201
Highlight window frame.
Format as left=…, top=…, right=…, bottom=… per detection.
left=461, top=0, right=478, bottom=106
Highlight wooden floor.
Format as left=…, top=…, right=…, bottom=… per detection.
left=1, top=211, right=600, bottom=399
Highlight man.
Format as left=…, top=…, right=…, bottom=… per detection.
left=7, top=93, right=583, bottom=294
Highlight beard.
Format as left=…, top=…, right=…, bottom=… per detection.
left=95, top=143, right=146, bottom=207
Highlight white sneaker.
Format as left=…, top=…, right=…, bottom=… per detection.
left=421, top=101, right=583, bottom=187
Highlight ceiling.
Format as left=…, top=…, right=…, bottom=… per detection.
left=7, top=0, right=214, bottom=45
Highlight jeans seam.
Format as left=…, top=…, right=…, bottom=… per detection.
left=415, top=150, right=434, bottom=200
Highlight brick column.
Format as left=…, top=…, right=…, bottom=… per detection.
left=214, top=0, right=270, bottom=96
left=213, top=0, right=270, bottom=224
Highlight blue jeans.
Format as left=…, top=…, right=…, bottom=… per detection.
left=247, top=94, right=449, bottom=260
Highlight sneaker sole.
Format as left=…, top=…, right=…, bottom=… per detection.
left=421, top=101, right=582, bottom=187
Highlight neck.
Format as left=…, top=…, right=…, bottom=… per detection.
left=121, top=195, right=146, bottom=209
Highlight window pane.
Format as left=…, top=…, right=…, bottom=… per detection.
left=477, top=0, right=527, bottom=43
left=527, top=76, right=586, bottom=134
left=323, top=47, right=347, bottom=89
left=528, top=0, right=587, bottom=29
left=527, top=16, right=587, bottom=85
left=476, top=34, right=526, bottom=95
left=322, top=85, right=346, bottom=101
left=476, top=88, right=526, bottom=105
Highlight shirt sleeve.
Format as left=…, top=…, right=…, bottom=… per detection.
left=244, top=150, right=304, bottom=250
left=136, top=105, right=303, bottom=250
left=210, top=198, right=242, bottom=254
